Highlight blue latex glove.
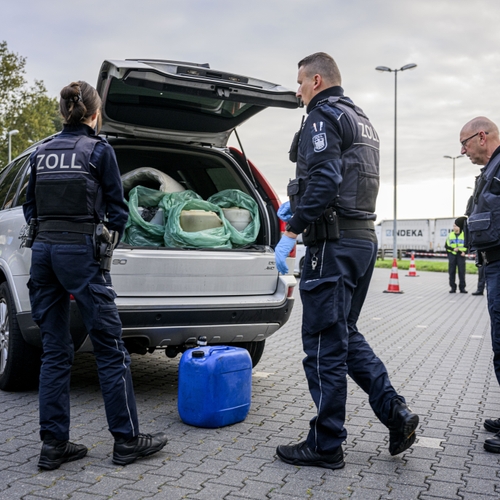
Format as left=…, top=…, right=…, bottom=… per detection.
left=277, top=201, right=293, bottom=222
left=274, top=235, right=296, bottom=274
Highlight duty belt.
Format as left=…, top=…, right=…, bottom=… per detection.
left=338, top=218, right=375, bottom=230
left=38, top=220, right=95, bottom=234
left=482, top=247, right=500, bottom=265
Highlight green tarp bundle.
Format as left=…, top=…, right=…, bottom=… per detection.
left=123, top=186, right=260, bottom=249
left=208, top=189, right=260, bottom=247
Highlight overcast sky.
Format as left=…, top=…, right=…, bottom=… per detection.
left=4, top=0, right=499, bottom=222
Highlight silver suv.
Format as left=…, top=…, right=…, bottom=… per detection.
left=0, top=59, right=299, bottom=391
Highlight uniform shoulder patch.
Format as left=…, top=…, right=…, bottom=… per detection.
left=312, top=133, right=327, bottom=152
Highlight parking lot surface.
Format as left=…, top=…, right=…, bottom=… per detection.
left=1, top=267, right=499, bottom=499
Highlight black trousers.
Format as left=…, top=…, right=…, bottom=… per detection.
left=447, top=252, right=466, bottom=292
left=477, top=265, right=486, bottom=293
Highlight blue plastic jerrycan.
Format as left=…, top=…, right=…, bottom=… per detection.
left=178, top=345, right=252, bottom=428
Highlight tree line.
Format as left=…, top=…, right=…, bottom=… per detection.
left=0, top=41, right=61, bottom=169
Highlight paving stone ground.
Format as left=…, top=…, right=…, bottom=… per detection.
left=1, top=267, right=499, bottom=499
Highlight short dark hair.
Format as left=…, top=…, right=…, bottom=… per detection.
left=59, top=81, right=102, bottom=129
left=298, top=52, right=341, bottom=85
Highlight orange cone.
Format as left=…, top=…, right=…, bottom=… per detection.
left=383, top=258, right=404, bottom=293
left=406, top=252, right=419, bottom=277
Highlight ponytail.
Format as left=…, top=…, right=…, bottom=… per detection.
left=59, top=81, right=102, bottom=130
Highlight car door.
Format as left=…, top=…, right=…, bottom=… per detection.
left=0, top=155, right=33, bottom=311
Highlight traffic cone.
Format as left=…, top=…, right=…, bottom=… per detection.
left=383, top=258, right=404, bottom=293
left=406, top=252, right=419, bottom=277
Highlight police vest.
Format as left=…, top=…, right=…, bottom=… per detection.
left=445, top=231, right=466, bottom=253
left=466, top=152, right=500, bottom=250
left=292, top=96, right=380, bottom=220
left=34, top=134, right=103, bottom=222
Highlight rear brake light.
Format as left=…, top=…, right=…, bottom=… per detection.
left=287, top=286, right=295, bottom=298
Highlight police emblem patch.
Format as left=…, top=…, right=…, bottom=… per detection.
left=312, top=133, right=327, bottom=152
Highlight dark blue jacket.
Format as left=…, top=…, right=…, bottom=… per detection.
left=287, top=86, right=380, bottom=234
left=23, top=124, right=128, bottom=238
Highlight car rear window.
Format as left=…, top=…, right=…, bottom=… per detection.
left=113, top=145, right=251, bottom=201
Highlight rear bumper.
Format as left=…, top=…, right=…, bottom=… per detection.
left=18, top=297, right=294, bottom=350
left=122, top=296, right=293, bottom=345
left=17, top=274, right=296, bottom=350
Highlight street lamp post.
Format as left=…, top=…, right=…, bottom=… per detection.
left=443, top=155, right=464, bottom=218
left=375, top=64, right=417, bottom=259
left=8, top=129, right=19, bottom=164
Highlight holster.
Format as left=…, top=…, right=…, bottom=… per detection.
left=23, top=218, right=38, bottom=248
left=302, top=208, right=340, bottom=246
left=93, top=223, right=118, bottom=271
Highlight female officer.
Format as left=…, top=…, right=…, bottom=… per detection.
left=23, top=81, right=167, bottom=470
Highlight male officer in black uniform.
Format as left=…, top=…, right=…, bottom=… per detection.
left=460, top=116, right=500, bottom=452
left=274, top=53, right=419, bottom=469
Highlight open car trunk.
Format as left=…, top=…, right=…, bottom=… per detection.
left=109, top=140, right=279, bottom=297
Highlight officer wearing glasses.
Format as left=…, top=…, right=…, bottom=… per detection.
left=461, top=116, right=500, bottom=453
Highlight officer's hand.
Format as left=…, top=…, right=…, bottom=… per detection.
left=277, top=201, right=293, bottom=222
left=274, top=235, right=296, bottom=274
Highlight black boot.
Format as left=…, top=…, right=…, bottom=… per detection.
left=387, top=399, right=419, bottom=456
left=38, top=437, right=88, bottom=470
left=484, top=418, right=500, bottom=433
left=484, top=431, right=500, bottom=453
left=276, top=441, right=344, bottom=470
left=113, top=432, right=168, bottom=465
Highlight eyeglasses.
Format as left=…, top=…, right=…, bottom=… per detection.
left=461, top=131, right=488, bottom=148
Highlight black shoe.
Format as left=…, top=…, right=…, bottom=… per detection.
left=387, top=399, right=419, bottom=456
left=460, top=290, right=468, bottom=294
left=113, top=432, right=168, bottom=465
left=484, top=418, right=500, bottom=433
left=276, top=441, right=344, bottom=470
left=472, top=291, right=484, bottom=296
left=449, top=289, right=456, bottom=293
left=38, top=440, right=88, bottom=470
left=484, top=432, right=500, bottom=453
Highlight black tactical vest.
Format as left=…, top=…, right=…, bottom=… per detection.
left=466, top=153, right=500, bottom=250
left=293, top=97, right=380, bottom=220
left=34, top=134, right=103, bottom=222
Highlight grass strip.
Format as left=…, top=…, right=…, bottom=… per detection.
left=375, top=259, right=478, bottom=274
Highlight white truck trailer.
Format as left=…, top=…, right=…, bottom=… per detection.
left=376, top=218, right=458, bottom=256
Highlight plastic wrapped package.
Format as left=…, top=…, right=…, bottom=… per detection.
left=124, top=224, right=163, bottom=247
left=121, top=167, right=185, bottom=196
left=164, top=199, right=232, bottom=249
left=208, top=189, right=260, bottom=247
left=123, top=186, right=166, bottom=246
left=159, top=190, right=203, bottom=216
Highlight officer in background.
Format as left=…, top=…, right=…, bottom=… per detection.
left=472, top=265, right=486, bottom=296
left=461, top=116, right=500, bottom=453
left=23, top=81, right=167, bottom=470
left=445, top=217, right=468, bottom=293
left=274, top=53, right=419, bottom=470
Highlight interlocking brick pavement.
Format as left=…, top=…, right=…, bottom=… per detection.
left=1, top=268, right=499, bottom=499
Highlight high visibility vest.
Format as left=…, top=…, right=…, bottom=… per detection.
left=446, top=231, right=466, bottom=253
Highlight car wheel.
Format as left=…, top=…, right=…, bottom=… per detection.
left=0, top=282, right=41, bottom=391
left=226, top=340, right=266, bottom=368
